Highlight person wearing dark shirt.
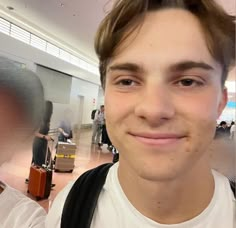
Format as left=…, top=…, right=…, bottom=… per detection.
left=215, top=121, right=230, bottom=139
left=32, top=101, right=53, bottom=166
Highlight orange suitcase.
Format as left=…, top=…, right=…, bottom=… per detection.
left=27, top=165, right=52, bottom=200
left=28, top=140, right=53, bottom=200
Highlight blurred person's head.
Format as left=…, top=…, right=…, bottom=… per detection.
left=62, top=108, right=73, bottom=123
left=0, top=57, right=44, bottom=164
left=219, top=121, right=227, bottom=128
left=100, top=105, right=105, bottom=112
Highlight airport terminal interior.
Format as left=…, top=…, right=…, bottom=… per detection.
left=0, top=129, right=114, bottom=211
left=0, top=0, right=235, bottom=213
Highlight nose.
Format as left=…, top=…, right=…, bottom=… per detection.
left=134, top=82, right=175, bottom=126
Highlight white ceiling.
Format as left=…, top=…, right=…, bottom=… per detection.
left=0, top=0, right=235, bottom=82
left=0, top=0, right=114, bottom=64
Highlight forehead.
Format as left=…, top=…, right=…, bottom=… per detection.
left=111, top=9, right=220, bottom=71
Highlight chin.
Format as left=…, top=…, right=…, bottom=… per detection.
left=134, top=161, right=183, bottom=182
left=123, top=151, right=198, bottom=183
left=137, top=167, right=185, bottom=182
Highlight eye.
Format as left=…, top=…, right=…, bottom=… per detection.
left=180, top=79, right=194, bottom=86
left=117, top=79, right=136, bottom=86
left=177, top=78, right=204, bottom=87
left=120, top=79, right=133, bottom=86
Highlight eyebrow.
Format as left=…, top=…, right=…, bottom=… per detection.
left=169, top=61, right=214, bottom=72
left=107, top=63, right=144, bottom=74
left=107, top=60, right=214, bottom=74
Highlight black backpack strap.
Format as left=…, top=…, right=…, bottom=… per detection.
left=229, top=180, right=235, bottom=198
left=61, top=163, right=113, bottom=228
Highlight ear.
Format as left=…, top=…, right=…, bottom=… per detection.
left=217, top=87, right=228, bottom=118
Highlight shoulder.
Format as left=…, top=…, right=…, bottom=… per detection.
left=94, top=110, right=99, bottom=116
left=98, top=163, right=119, bottom=196
left=0, top=182, right=46, bottom=228
left=212, top=170, right=235, bottom=198
left=212, top=169, right=230, bottom=183
left=46, top=181, right=74, bottom=228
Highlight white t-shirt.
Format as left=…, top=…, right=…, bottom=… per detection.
left=0, top=181, right=46, bottom=228
left=46, top=163, right=236, bottom=228
left=94, top=110, right=105, bottom=125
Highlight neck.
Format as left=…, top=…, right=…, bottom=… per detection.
left=118, top=159, right=214, bottom=224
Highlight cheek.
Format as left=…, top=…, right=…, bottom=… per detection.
left=104, top=89, right=130, bottom=145
left=0, top=92, right=31, bottom=165
left=0, top=105, right=25, bottom=130
left=104, top=89, right=132, bottom=121
left=176, top=95, right=219, bottom=149
left=190, top=121, right=216, bottom=141
left=183, top=115, right=217, bottom=157
left=105, top=84, right=139, bottom=106
left=0, top=110, right=21, bottom=164
left=0, top=99, right=27, bottom=144
left=177, top=92, right=220, bottom=121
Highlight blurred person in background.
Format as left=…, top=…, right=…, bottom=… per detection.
left=229, top=121, right=235, bottom=140
left=91, top=105, right=105, bottom=146
left=32, top=100, right=54, bottom=167
left=0, top=56, right=46, bottom=227
left=215, top=121, right=230, bottom=139
left=58, top=109, right=73, bottom=143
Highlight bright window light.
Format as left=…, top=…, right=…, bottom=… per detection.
left=59, top=49, right=71, bottom=62
left=10, top=24, right=30, bottom=44
left=46, top=42, right=59, bottom=57
left=70, top=55, right=81, bottom=66
left=225, top=81, right=235, bottom=93
left=0, top=18, right=10, bottom=35
left=0, top=17, right=99, bottom=76
left=30, top=34, right=47, bottom=51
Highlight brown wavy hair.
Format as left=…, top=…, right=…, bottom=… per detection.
left=95, top=0, right=235, bottom=88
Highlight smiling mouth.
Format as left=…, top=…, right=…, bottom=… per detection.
left=129, top=133, right=186, bottom=146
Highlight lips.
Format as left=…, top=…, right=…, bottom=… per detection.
left=129, top=132, right=186, bottom=146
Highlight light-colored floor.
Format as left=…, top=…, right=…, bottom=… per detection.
left=0, top=129, right=234, bottom=213
left=0, top=129, right=113, bottom=211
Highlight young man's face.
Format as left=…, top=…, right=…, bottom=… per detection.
left=104, top=9, right=227, bottom=181
left=0, top=89, right=30, bottom=164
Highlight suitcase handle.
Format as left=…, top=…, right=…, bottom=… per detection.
left=44, top=140, right=54, bottom=168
